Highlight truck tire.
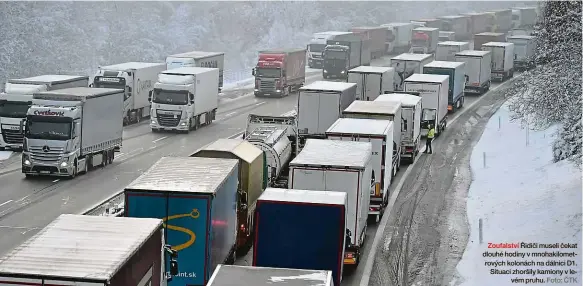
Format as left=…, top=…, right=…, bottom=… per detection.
left=460, top=96, right=465, bottom=108
left=68, top=160, right=77, bottom=179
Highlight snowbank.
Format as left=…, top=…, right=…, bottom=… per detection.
left=0, top=151, right=12, bottom=161
left=455, top=103, right=582, bottom=285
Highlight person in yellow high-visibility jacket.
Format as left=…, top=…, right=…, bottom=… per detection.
left=425, top=125, right=435, bottom=154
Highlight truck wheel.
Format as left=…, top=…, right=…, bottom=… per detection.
left=108, top=150, right=114, bottom=164
left=460, top=96, right=465, bottom=108
left=102, top=151, right=108, bottom=167
left=68, top=161, right=77, bottom=179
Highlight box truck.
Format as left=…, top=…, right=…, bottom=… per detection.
left=92, top=62, right=165, bottom=125
left=485, top=9, right=513, bottom=33
left=455, top=50, right=492, bottom=94
left=288, top=139, right=372, bottom=269
left=208, top=265, right=334, bottom=286
left=404, top=74, right=449, bottom=137
left=323, top=33, right=371, bottom=79
left=512, top=7, right=538, bottom=29
left=473, top=32, right=507, bottom=51
left=252, top=188, right=347, bottom=285
left=439, top=31, right=456, bottom=42
left=326, top=118, right=394, bottom=222
left=438, top=15, right=472, bottom=40
left=508, top=35, right=537, bottom=70
left=0, top=214, right=176, bottom=286
left=308, top=31, right=352, bottom=68
left=297, top=81, right=357, bottom=146
left=391, top=53, right=434, bottom=91
left=409, top=27, right=440, bottom=54
left=462, top=12, right=490, bottom=35
left=423, top=61, right=467, bottom=112
left=347, top=66, right=394, bottom=101
left=436, top=41, right=470, bottom=62
left=381, top=23, right=413, bottom=54
left=190, top=139, right=266, bottom=255
left=342, top=100, right=402, bottom=177
left=376, top=93, right=423, bottom=163
left=410, top=18, right=443, bottom=29
left=252, top=48, right=307, bottom=97
left=22, top=87, right=123, bottom=178
left=124, top=156, right=239, bottom=286
left=351, top=26, right=387, bottom=59
left=165, top=51, right=225, bottom=89
left=150, top=67, right=219, bottom=133
left=0, top=75, right=88, bottom=151
left=482, top=42, right=515, bottom=82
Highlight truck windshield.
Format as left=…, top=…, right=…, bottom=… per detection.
left=0, top=101, right=31, bottom=118
left=255, top=68, right=281, bottom=78
left=26, top=120, right=71, bottom=140
left=309, top=44, right=326, bottom=53
left=93, top=80, right=125, bottom=90
left=411, top=39, right=428, bottom=47
left=324, top=50, right=346, bottom=59
left=152, top=89, right=188, bottom=105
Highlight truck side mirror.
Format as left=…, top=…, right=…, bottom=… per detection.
left=251, top=68, right=256, bottom=76
left=148, top=91, right=153, bottom=102
left=19, top=119, right=26, bottom=134
left=189, top=94, right=195, bottom=104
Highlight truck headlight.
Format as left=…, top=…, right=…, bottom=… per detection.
left=60, top=161, right=68, bottom=167
left=151, top=120, right=157, bottom=124
left=24, top=159, right=31, bottom=166
left=276, top=90, right=281, bottom=93
left=341, top=70, right=345, bottom=74
left=324, top=70, right=328, bottom=73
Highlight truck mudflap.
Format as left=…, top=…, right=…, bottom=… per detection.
left=344, top=223, right=367, bottom=267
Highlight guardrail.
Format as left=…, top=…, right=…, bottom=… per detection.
left=81, top=189, right=125, bottom=217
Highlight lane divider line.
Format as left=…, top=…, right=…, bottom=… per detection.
left=152, top=136, right=168, bottom=143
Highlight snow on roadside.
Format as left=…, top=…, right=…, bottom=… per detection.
left=0, top=151, right=12, bottom=161
left=455, top=103, right=582, bottom=286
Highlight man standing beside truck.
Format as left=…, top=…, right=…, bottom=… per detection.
left=425, top=124, right=435, bottom=154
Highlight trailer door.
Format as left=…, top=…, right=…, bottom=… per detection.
left=348, top=72, right=364, bottom=100
left=324, top=169, right=359, bottom=242
left=298, top=91, right=320, bottom=135
left=490, top=47, right=505, bottom=71
left=318, top=92, right=341, bottom=134
left=365, top=73, right=382, bottom=101
left=290, top=167, right=325, bottom=190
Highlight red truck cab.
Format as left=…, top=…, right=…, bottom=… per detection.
left=252, top=49, right=306, bottom=98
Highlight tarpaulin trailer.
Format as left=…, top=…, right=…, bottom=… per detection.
left=208, top=265, right=335, bottom=286
left=347, top=66, right=394, bottom=101
left=436, top=41, right=470, bottom=62
left=454, top=50, right=492, bottom=94
left=404, top=74, right=449, bottom=137
left=482, top=42, right=515, bottom=82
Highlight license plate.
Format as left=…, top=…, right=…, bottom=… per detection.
left=40, top=171, right=50, bottom=174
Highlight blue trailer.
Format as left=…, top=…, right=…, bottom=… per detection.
left=253, top=188, right=347, bottom=286
left=423, top=61, right=467, bottom=113
left=124, top=156, right=239, bottom=286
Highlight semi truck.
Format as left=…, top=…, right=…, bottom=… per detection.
left=91, top=62, right=165, bottom=125
left=297, top=81, right=357, bottom=147
left=190, top=139, right=266, bottom=255
left=376, top=93, right=423, bottom=163
left=390, top=53, right=434, bottom=91
left=252, top=188, right=347, bottom=285
left=288, top=139, right=372, bottom=269
left=342, top=100, right=402, bottom=178
left=410, top=18, right=442, bottom=29
left=347, top=66, right=394, bottom=101
left=409, top=27, right=439, bottom=54
left=439, top=31, right=456, bottom=42
left=149, top=67, right=219, bottom=133
left=351, top=26, right=387, bottom=59
left=423, top=61, right=467, bottom=113
left=473, top=32, right=507, bottom=51
left=0, top=75, right=88, bottom=151
left=485, top=9, right=513, bottom=33
left=436, top=41, right=470, bottom=61
left=323, top=33, right=371, bottom=79
left=208, top=265, right=334, bottom=286
left=381, top=22, right=413, bottom=54
left=326, top=118, right=394, bottom=222
left=252, top=48, right=307, bottom=97
left=124, top=156, right=239, bottom=286
left=165, top=51, right=225, bottom=90
left=307, top=31, right=352, bottom=68
left=507, top=35, right=537, bottom=70
left=0, top=214, right=177, bottom=286
left=462, top=12, right=491, bottom=35
left=404, top=74, right=449, bottom=137
left=22, top=87, right=123, bottom=178
left=438, top=15, right=472, bottom=40
left=482, top=42, right=515, bottom=82
left=512, top=7, right=538, bottom=30
left=455, top=50, right=492, bottom=94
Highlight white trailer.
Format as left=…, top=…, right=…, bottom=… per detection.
left=507, top=35, right=536, bottom=70
left=92, top=62, right=165, bottom=125
left=326, top=118, right=393, bottom=222
left=342, top=100, right=402, bottom=176
left=512, top=7, right=537, bottom=30
left=404, top=74, right=449, bottom=137
left=150, top=67, right=219, bottom=133
left=376, top=93, right=422, bottom=163
left=436, top=41, right=470, bottom=62
left=423, top=61, right=467, bottom=113
left=391, top=53, right=434, bottom=91
left=439, top=31, right=456, bottom=42
left=297, top=81, right=357, bottom=145
left=438, top=15, right=472, bottom=40
left=381, top=23, right=413, bottom=54
left=165, top=51, right=225, bottom=89
left=288, top=139, right=372, bottom=268
left=348, top=66, right=394, bottom=101
left=482, top=42, right=515, bottom=82
left=409, top=27, right=440, bottom=55
left=455, top=50, right=492, bottom=94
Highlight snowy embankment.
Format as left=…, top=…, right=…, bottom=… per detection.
left=455, top=102, right=582, bottom=286
left=0, top=151, right=12, bottom=162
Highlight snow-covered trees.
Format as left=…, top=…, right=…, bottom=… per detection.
left=506, top=1, right=582, bottom=167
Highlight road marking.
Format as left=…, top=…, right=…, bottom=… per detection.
left=52, top=179, right=59, bottom=183
left=359, top=73, right=524, bottom=286
left=0, top=200, right=13, bottom=208
left=152, top=136, right=168, bottom=143
left=224, top=112, right=237, bottom=117
left=255, top=102, right=266, bottom=106
left=115, top=152, right=125, bottom=158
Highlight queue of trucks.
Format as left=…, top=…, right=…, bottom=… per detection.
left=0, top=5, right=541, bottom=286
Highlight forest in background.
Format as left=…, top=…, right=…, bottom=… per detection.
left=0, top=1, right=521, bottom=86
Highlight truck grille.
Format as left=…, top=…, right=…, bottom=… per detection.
left=156, top=112, right=181, bottom=127
left=29, top=146, right=64, bottom=162
left=259, top=80, right=276, bottom=91
left=2, top=129, right=23, bottom=145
